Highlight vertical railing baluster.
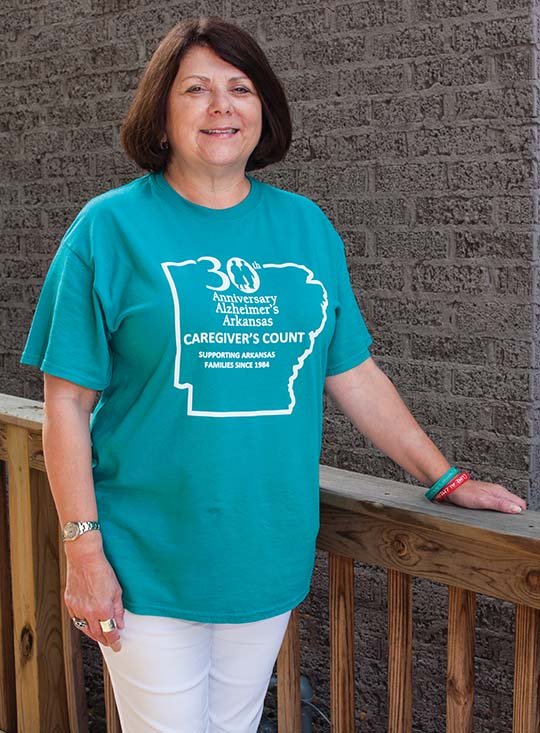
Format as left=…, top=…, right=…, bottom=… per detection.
left=103, top=661, right=122, bottom=733
left=329, top=552, right=356, bottom=732
left=387, top=569, right=412, bottom=733
left=277, top=606, right=302, bottom=732
left=512, top=604, right=540, bottom=732
left=7, top=423, right=69, bottom=731
left=0, top=459, right=16, bottom=732
left=446, top=586, right=475, bottom=732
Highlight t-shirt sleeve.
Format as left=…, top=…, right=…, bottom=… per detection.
left=325, top=228, right=373, bottom=377
left=19, top=238, right=113, bottom=391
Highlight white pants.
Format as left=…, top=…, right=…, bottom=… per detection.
left=98, top=608, right=292, bottom=733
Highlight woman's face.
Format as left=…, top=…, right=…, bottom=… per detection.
left=164, top=45, right=263, bottom=175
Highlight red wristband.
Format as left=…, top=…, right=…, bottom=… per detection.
left=434, top=471, right=470, bottom=502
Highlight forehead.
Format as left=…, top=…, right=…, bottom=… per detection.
left=176, top=45, right=247, bottom=80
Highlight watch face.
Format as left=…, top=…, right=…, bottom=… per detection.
left=63, top=521, right=79, bottom=540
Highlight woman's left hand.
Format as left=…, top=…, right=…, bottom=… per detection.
left=443, top=479, right=527, bottom=513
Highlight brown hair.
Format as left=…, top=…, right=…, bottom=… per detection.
left=120, top=16, right=292, bottom=173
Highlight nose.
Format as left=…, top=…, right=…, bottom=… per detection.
left=208, top=87, right=233, bottom=114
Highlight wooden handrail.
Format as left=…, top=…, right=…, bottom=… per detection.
left=1, top=392, right=539, bottom=732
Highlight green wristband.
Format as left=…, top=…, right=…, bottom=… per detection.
left=425, top=466, right=460, bottom=502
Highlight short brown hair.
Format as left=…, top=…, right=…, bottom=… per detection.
left=120, top=16, right=292, bottom=173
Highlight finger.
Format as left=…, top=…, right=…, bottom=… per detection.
left=113, top=594, right=125, bottom=630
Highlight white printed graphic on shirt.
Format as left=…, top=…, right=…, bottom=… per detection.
left=161, top=256, right=328, bottom=417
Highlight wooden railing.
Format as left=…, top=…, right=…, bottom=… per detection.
left=1, top=391, right=539, bottom=732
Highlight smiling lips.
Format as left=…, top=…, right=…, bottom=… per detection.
left=201, top=128, right=239, bottom=136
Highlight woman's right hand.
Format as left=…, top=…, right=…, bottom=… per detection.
left=64, top=536, right=125, bottom=652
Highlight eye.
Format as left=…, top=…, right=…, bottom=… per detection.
left=187, top=85, right=204, bottom=92
left=234, top=86, right=251, bottom=93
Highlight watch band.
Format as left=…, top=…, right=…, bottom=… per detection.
left=62, top=520, right=101, bottom=542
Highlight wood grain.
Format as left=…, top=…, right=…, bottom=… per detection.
left=277, top=606, right=302, bottom=733
left=387, top=569, right=412, bottom=733
left=446, top=586, right=475, bottom=733
left=329, top=553, right=356, bottom=733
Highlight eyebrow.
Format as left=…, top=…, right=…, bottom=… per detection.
left=181, top=75, right=250, bottom=82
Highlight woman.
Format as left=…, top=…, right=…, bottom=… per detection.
left=19, top=16, right=526, bottom=733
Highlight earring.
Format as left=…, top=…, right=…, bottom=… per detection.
left=160, top=139, right=169, bottom=150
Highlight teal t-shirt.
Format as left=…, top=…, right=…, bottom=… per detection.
left=20, top=170, right=373, bottom=623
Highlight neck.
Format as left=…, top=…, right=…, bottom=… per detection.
left=163, top=161, right=251, bottom=209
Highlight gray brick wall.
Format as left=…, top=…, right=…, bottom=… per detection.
left=2, top=1, right=538, bottom=731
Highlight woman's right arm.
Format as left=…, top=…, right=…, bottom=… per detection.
left=43, top=373, right=124, bottom=651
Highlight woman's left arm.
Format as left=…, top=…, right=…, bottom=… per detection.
left=324, top=356, right=527, bottom=513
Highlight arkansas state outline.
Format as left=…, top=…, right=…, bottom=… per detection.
left=161, top=255, right=329, bottom=417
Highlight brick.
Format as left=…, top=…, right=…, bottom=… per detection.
left=334, top=197, right=409, bottom=227
left=492, top=338, right=533, bottom=369
left=416, top=195, right=493, bottom=225
left=371, top=26, right=446, bottom=60
left=371, top=296, right=450, bottom=329
left=407, top=395, right=492, bottom=430
left=3, top=209, right=42, bottom=230
left=454, top=87, right=534, bottom=120
left=21, top=180, right=66, bottom=206
left=45, top=101, right=96, bottom=128
left=69, top=125, right=115, bottom=151
left=376, top=229, right=448, bottom=259
left=372, top=94, right=444, bottom=127
left=0, top=108, right=41, bottom=134
left=263, top=10, right=329, bottom=42
left=300, top=99, right=370, bottom=135
left=411, top=333, right=490, bottom=364
left=454, top=229, right=532, bottom=260
left=455, top=302, right=532, bottom=336
left=492, top=265, right=532, bottom=297
left=64, top=71, right=115, bottom=101
left=298, top=164, right=368, bottom=195
left=338, top=63, right=407, bottom=96
left=43, top=0, right=93, bottom=24
left=303, top=34, right=366, bottom=67
left=496, top=195, right=534, bottom=224
left=383, top=358, right=451, bottom=393
left=19, top=18, right=110, bottom=56
left=281, top=69, right=334, bottom=102
left=409, top=124, right=498, bottom=157
left=412, top=54, right=488, bottom=90
left=113, top=7, right=170, bottom=38
left=492, top=402, right=531, bottom=436
left=0, top=10, right=34, bottom=34
left=376, top=162, right=447, bottom=193
left=451, top=17, right=533, bottom=54
left=43, top=153, right=93, bottom=178
left=44, top=44, right=140, bottom=76
left=448, top=160, right=534, bottom=193
left=413, top=0, right=488, bottom=20
left=453, top=433, right=529, bottom=469
left=335, top=1, right=406, bottom=31
left=453, top=365, right=528, bottom=400
left=351, top=262, right=406, bottom=291
left=0, top=58, right=43, bottom=83
left=493, top=49, right=533, bottom=85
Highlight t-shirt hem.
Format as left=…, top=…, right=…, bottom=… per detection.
left=19, top=352, right=109, bottom=391
left=120, top=585, right=311, bottom=624
left=325, top=345, right=372, bottom=377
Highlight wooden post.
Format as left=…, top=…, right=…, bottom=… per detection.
left=103, top=660, right=122, bottom=733
left=0, top=459, right=16, bottom=732
left=446, top=586, right=475, bottom=732
left=513, top=604, right=540, bottom=732
left=7, top=423, right=69, bottom=731
left=329, top=552, right=356, bottom=733
left=277, top=606, right=302, bottom=732
left=387, top=568, right=412, bottom=733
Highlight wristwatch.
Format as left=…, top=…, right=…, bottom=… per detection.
left=62, top=520, right=101, bottom=542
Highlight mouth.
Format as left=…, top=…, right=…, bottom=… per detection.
left=200, top=128, right=239, bottom=137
